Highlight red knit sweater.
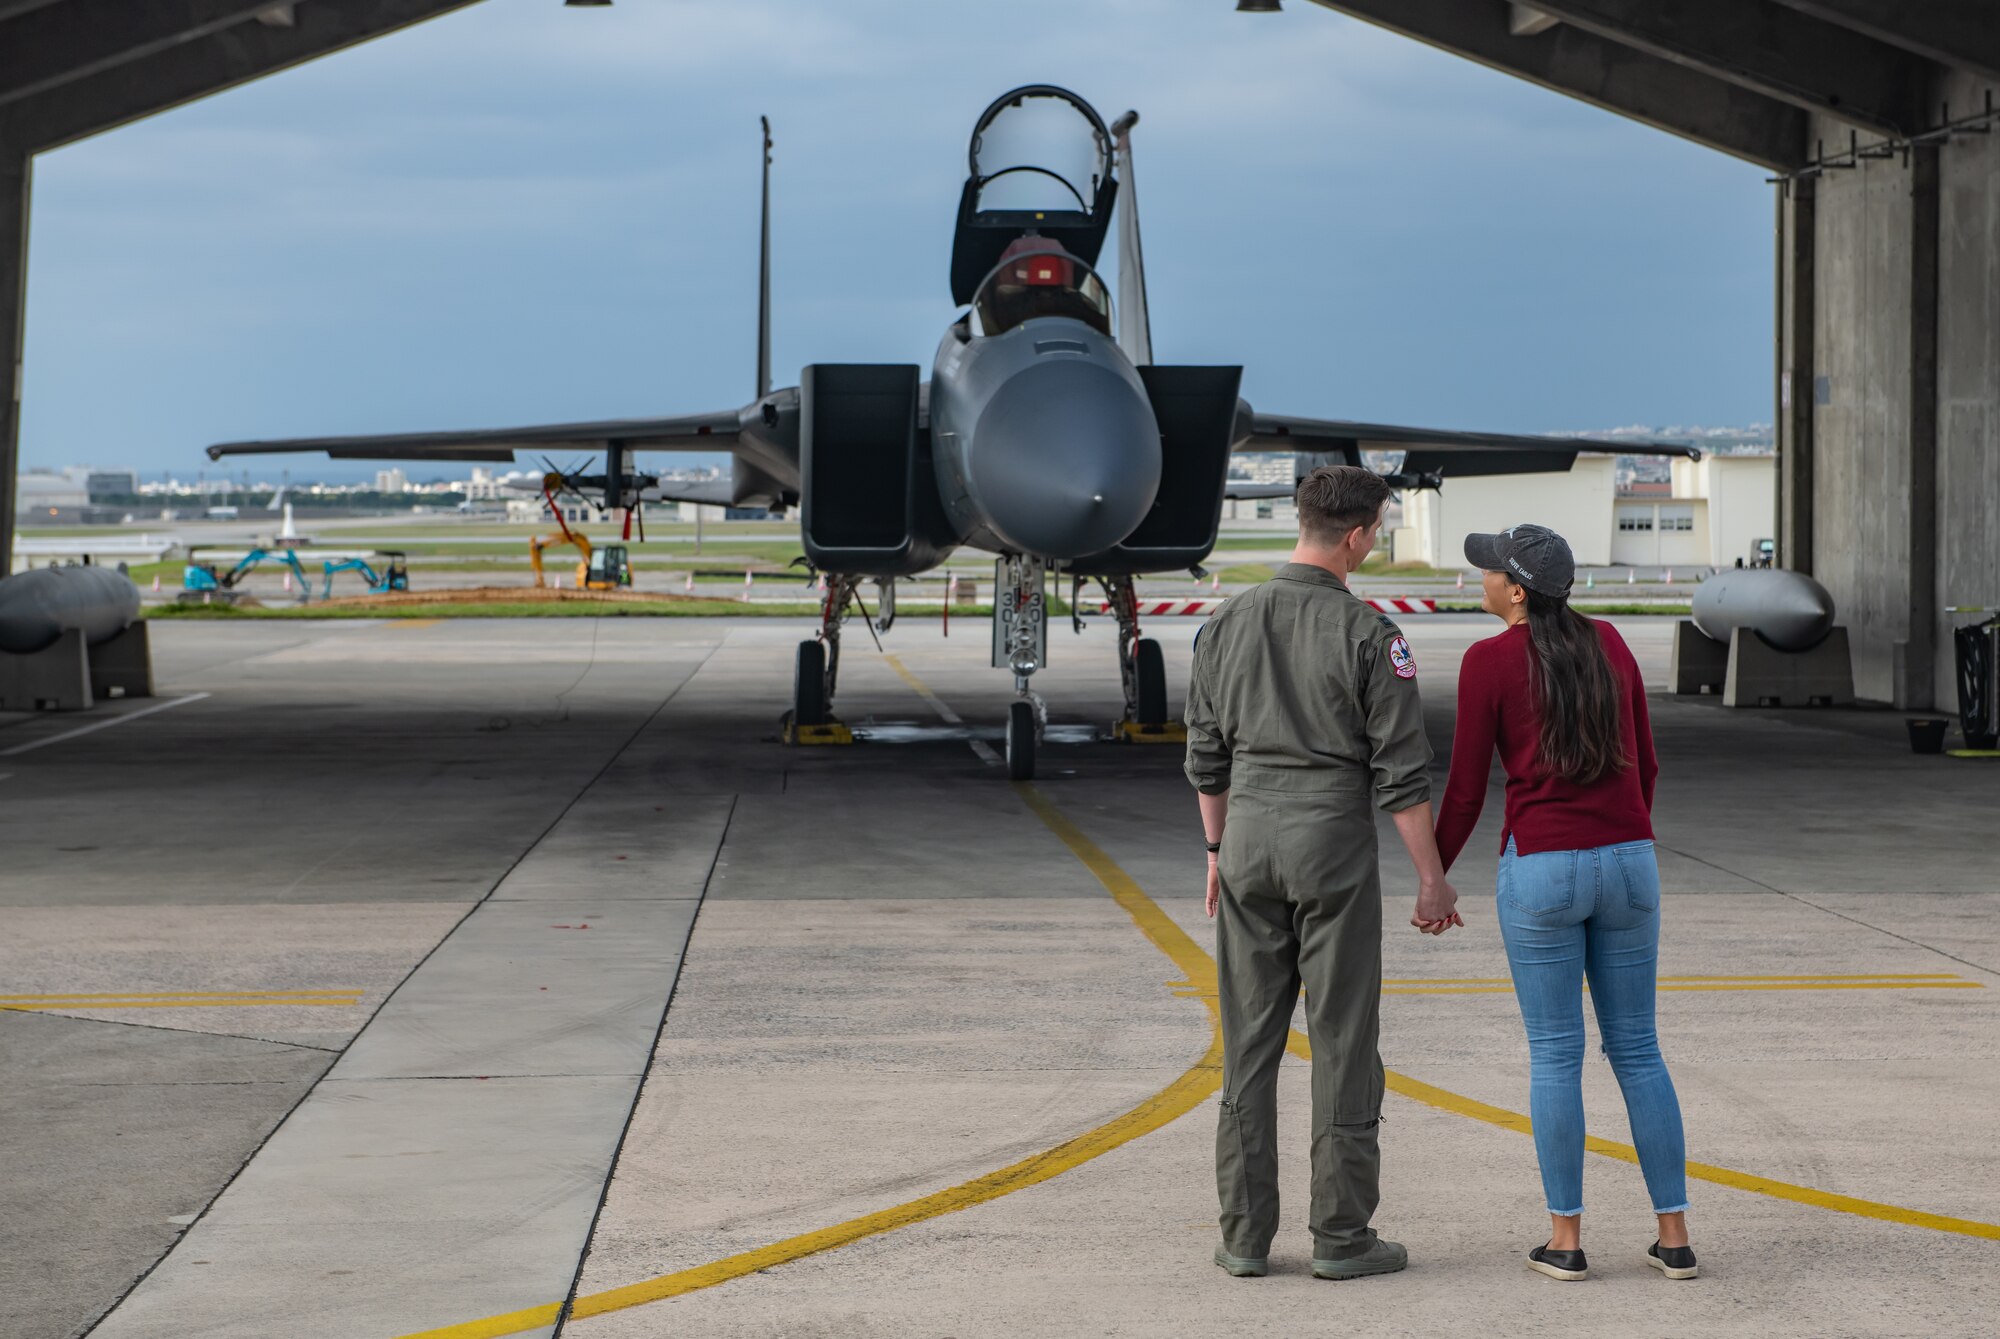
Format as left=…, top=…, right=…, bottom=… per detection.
left=1435, top=620, right=1657, bottom=872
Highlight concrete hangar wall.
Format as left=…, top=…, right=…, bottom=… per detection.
left=2, top=3, right=1996, bottom=708
left=1305, top=1, right=1999, bottom=710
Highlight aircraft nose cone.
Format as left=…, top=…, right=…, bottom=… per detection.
left=969, top=359, right=1161, bottom=559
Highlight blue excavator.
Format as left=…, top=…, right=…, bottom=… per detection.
left=321, top=551, right=410, bottom=599
left=181, top=546, right=314, bottom=604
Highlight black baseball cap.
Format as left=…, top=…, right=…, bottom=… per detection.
left=1465, top=524, right=1575, bottom=598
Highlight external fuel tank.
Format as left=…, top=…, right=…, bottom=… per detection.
left=1690, top=569, right=1836, bottom=653
left=0, top=566, right=142, bottom=655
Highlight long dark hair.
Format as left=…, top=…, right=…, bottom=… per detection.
left=1521, top=588, right=1628, bottom=785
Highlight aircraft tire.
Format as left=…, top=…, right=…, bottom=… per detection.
left=1134, top=638, right=1168, bottom=725
left=794, top=639, right=828, bottom=726
left=1006, top=700, right=1036, bottom=781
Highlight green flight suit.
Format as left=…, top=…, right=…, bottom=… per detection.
left=1184, top=562, right=1433, bottom=1260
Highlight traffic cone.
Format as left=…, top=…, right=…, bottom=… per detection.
left=1626, top=569, right=1635, bottom=585
left=282, top=571, right=291, bottom=592
left=151, top=574, right=160, bottom=592
left=743, top=569, right=753, bottom=602
left=1586, top=572, right=1595, bottom=590
left=683, top=571, right=694, bottom=593
left=1455, top=572, right=1464, bottom=590
left=1664, top=568, right=1674, bottom=584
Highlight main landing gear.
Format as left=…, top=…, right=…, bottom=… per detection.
left=1097, top=575, right=1180, bottom=743
left=785, top=574, right=863, bottom=745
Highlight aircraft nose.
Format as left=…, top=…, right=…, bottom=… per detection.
left=969, top=359, right=1162, bottom=559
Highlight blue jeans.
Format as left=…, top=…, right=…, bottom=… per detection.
left=1495, top=838, right=1689, bottom=1217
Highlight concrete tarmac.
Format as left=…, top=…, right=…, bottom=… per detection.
left=1, top=613, right=1995, bottom=1338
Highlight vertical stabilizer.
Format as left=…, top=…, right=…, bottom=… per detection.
left=1110, top=110, right=1153, bottom=366
left=757, top=116, right=774, bottom=400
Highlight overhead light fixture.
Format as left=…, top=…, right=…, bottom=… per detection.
left=1235, top=0, right=1282, bottom=11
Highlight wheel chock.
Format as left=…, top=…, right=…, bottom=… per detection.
left=783, top=717, right=855, bottom=745
left=1112, top=718, right=1187, bottom=744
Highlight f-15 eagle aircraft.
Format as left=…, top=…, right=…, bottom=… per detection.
left=209, top=85, right=1697, bottom=780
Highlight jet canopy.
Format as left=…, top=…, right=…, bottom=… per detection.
left=970, top=86, right=1111, bottom=216
left=973, top=243, right=1111, bottom=339
left=950, top=85, right=1118, bottom=305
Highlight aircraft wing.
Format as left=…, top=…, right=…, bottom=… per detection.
left=205, top=408, right=749, bottom=463
left=1221, top=481, right=1297, bottom=501
left=645, top=477, right=737, bottom=506
left=1234, top=407, right=1700, bottom=478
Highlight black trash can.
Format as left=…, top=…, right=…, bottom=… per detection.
left=1955, top=618, right=1999, bottom=750
left=1907, top=718, right=1949, bottom=754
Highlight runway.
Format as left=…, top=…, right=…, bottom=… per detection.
left=2, top=614, right=1996, bottom=1338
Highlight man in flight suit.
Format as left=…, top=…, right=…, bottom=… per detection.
left=1185, top=464, right=1461, bottom=1280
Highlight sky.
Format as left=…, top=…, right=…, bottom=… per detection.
left=19, top=0, right=1775, bottom=482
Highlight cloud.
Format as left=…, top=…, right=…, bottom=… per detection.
left=19, top=0, right=1771, bottom=474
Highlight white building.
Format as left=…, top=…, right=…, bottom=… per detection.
left=506, top=496, right=613, bottom=525
left=375, top=468, right=409, bottom=494
left=14, top=469, right=89, bottom=516
left=459, top=467, right=501, bottom=501
left=1399, top=453, right=1775, bottom=570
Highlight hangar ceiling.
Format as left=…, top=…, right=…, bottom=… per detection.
left=1302, top=1, right=1993, bottom=171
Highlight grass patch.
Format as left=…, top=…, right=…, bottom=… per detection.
left=1431, top=601, right=1691, bottom=617
left=143, top=600, right=1045, bottom=620
left=147, top=599, right=829, bottom=620
left=1216, top=563, right=1274, bottom=584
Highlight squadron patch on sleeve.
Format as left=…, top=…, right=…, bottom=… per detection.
left=1388, top=634, right=1417, bottom=679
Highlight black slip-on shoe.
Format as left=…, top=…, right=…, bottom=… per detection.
left=1212, top=1244, right=1268, bottom=1277
left=1527, top=1243, right=1589, bottom=1281
left=1647, top=1240, right=1699, bottom=1279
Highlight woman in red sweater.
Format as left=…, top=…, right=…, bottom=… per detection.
left=1436, top=524, right=1696, bottom=1285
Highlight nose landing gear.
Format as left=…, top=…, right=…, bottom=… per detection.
left=996, top=555, right=1049, bottom=779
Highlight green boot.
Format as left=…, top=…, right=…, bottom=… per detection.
left=1311, top=1235, right=1408, bottom=1280
left=1213, top=1244, right=1269, bottom=1278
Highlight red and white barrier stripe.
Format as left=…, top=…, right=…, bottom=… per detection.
left=1097, top=599, right=1225, bottom=617
left=1092, top=596, right=1435, bottom=617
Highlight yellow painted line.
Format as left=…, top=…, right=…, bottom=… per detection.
left=1387, top=974, right=1963, bottom=986
left=1658, top=973, right=1964, bottom=982
left=0, top=990, right=363, bottom=1002
left=408, top=668, right=2000, bottom=1339
left=1365, top=1060, right=2000, bottom=1240
left=386, top=618, right=444, bottom=629
left=1382, top=982, right=1980, bottom=995
left=397, top=785, right=1225, bottom=1339
left=1660, top=980, right=1980, bottom=993
left=1, top=998, right=360, bottom=1011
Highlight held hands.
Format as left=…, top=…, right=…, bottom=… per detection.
left=1411, top=875, right=1463, bottom=936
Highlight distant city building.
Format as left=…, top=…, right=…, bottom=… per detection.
left=85, top=470, right=139, bottom=501
left=14, top=469, right=88, bottom=516
left=375, top=468, right=409, bottom=494
left=458, top=467, right=513, bottom=501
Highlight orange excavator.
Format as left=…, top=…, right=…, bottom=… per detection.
left=530, top=474, right=632, bottom=591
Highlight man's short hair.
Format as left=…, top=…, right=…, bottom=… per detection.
left=1296, top=465, right=1391, bottom=544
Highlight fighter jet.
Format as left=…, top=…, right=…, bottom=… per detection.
left=209, top=85, right=1698, bottom=779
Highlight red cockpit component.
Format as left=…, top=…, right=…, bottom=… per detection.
left=1018, top=253, right=1072, bottom=286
